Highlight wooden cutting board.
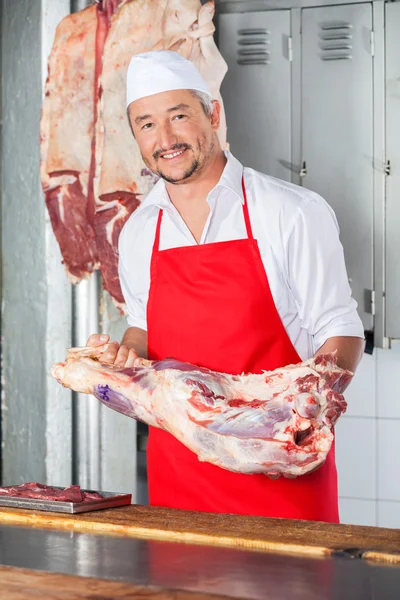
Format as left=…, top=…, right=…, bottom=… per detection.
left=0, top=504, right=399, bottom=565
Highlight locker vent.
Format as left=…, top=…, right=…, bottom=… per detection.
left=319, top=21, right=352, bottom=61
left=236, top=28, right=270, bottom=65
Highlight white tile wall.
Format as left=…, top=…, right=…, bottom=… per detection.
left=344, top=352, right=376, bottom=418
left=339, top=498, right=376, bottom=526
left=377, top=501, right=400, bottom=529
left=335, top=417, right=376, bottom=499
left=334, top=346, right=400, bottom=530
left=377, top=345, right=400, bottom=419
left=377, top=419, right=400, bottom=502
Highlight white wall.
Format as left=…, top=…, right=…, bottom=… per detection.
left=337, top=344, right=400, bottom=527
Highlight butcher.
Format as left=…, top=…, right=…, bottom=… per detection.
left=88, top=50, right=365, bottom=522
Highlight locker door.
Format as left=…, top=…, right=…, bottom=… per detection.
left=301, top=4, right=373, bottom=331
left=385, top=1, right=400, bottom=339
left=218, top=11, right=291, bottom=181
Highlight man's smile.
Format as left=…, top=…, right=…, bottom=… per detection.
left=160, top=148, right=187, bottom=161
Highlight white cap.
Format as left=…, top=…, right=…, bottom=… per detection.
left=126, top=50, right=212, bottom=108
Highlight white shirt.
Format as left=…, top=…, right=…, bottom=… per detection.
left=118, top=152, right=364, bottom=361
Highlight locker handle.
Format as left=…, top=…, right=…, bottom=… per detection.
left=385, top=160, right=391, bottom=176
left=299, top=161, right=307, bottom=178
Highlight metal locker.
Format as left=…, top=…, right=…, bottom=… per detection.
left=301, top=3, right=374, bottom=332
left=385, top=1, right=400, bottom=340
left=218, top=10, right=292, bottom=181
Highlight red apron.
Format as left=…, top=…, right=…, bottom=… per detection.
left=146, top=176, right=339, bottom=522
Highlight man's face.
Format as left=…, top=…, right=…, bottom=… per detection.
left=128, top=89, right=220, bottom=184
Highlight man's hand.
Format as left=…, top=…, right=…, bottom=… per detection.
left=86, top=334, right=139, bottom=368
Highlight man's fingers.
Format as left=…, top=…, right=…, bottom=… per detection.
left=87, top=333, right=109, bottom=347
left=101, top=341, right=120, bottom=364
left=114, top=345, right=131, bottom=368
left=124, top=349, right=139, bottom=369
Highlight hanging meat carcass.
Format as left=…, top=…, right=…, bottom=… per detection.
left=41, top=0, right=228, bottom=307
left=40, top=1, right=124, bottom=281
left=40, top=5, right=100, bottom=282
left=51, top=345, right=350, bottom=477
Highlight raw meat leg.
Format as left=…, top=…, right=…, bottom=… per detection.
left=40, top=5, right=99, bottom=281
left=51, top=345, right=351, bottom=478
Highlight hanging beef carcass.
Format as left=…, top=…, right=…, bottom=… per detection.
left=51, top=345, right=350, bottom=478
left=94, top=0, right=228, bottom=306
left=41, top=0, right=228, bottom=307
left=40, top=0, right=124, bottom=281
left=40, top=5, right=100, bottom=281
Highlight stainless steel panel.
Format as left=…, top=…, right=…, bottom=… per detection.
left=219, top=10, right=292, bottom=181
left=385, top=1, right=400, bottom=339
left=0, top=525, right=400, bottom=599
left=73, top=275, right=101, bottom=491
left=301, top=3, right=374, bottom=331
left=372, top=1, right=386, bottom=349
left=1, top=0, right=73, bottom=487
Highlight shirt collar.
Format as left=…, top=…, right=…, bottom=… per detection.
left=141, top=151, right=245, bottom=209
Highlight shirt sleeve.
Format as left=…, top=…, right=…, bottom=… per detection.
left=284, top=193, right=365, bottom=354
left=118, top=230, right=148, bottom=332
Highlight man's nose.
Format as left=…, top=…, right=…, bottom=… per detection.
left=157, top=122, right=178, bottom=151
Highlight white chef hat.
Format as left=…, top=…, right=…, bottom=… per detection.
left=126, top=50, right=212, bottom=108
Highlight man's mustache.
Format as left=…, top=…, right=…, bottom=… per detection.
left=153, top=144, right=192, bottom=160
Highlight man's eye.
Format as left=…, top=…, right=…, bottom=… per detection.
left=173, top=114, right=186, bottom=120
left=142, top=123, right=153, bottom=130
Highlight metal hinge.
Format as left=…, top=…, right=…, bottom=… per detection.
left=370, top=30, right=375, bottom=57
left=384, top=160, right=391, bottom=176
left=288, top=36, right=293, bottom=62
left=371, top=290, right=376, bottom=316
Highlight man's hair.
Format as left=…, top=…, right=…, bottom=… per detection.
left=190, top=89, right=214, bottom=118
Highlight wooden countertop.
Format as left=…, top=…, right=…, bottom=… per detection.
left=0, top=504, right=399, bottom=565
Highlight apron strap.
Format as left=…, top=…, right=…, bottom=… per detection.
left=153, top=209, right=163, bottom=253
left=241, top=175, right=254, bottom=240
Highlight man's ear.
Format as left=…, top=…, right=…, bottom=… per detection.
left=210, top=100, right=221, bottom=131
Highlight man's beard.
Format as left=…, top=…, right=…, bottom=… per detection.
left=145, top=137, right=214, bottom=185
left=156, top=157, right=201, bottom=184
